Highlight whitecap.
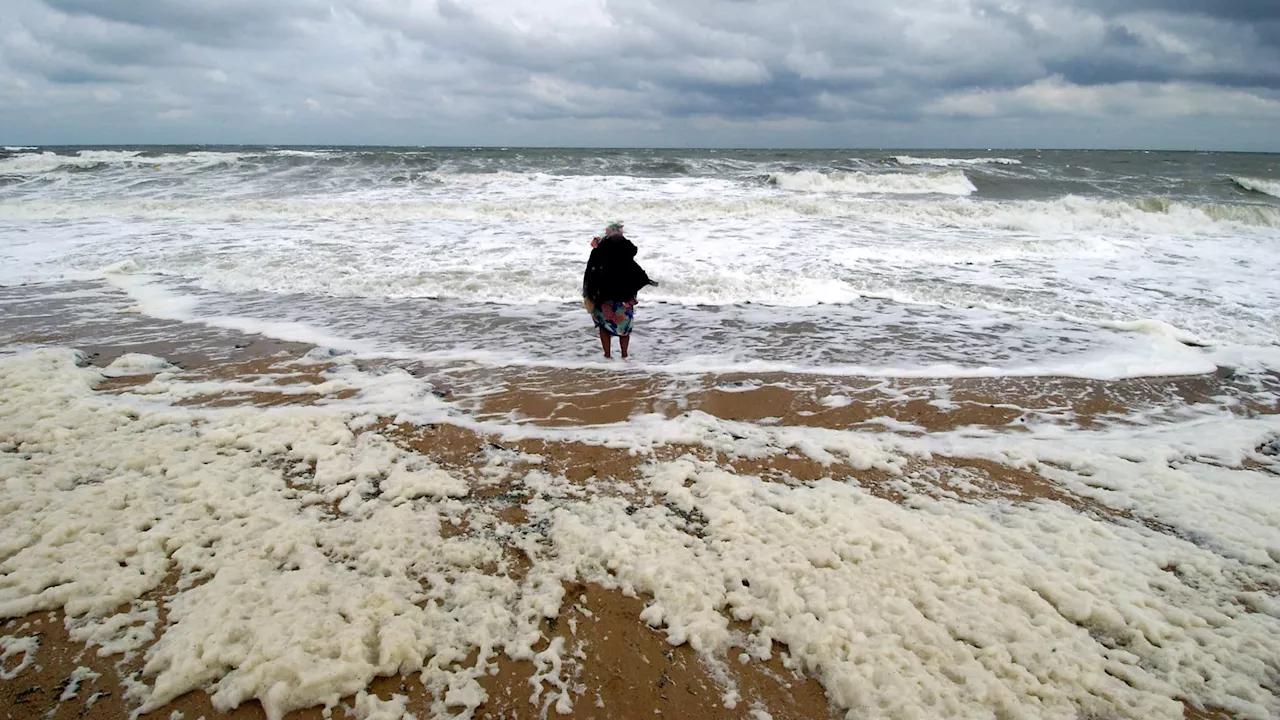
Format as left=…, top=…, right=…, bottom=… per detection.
left=1233, top=176, right=1280, bottom=199
left=769, top=169, right=977, bottom=196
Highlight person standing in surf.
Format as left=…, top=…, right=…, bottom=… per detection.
left=582, top=222, right=656, bottom=359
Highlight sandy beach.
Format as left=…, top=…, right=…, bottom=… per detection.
left=3, top=282, right=1279, bottom=720
left=4, top=145, right=1280, bottom=720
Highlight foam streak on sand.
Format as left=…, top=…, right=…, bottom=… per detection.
left=2, top=348, right=1279, bottom=719
left=0, top=635, right=40, bottom=680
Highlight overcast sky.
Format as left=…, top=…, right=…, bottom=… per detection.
left=2, top=0, right=1278, bottom=150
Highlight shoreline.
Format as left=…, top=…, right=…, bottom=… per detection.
left=2, top=289, right=1279, bottom=720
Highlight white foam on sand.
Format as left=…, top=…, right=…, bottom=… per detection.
left=102, top=353, right=178, bottom=377
left=818, top=394, right=854, bottom=409
left=351, top=690, right=413, bottom=720
left=465, top=403, right=1280, bottom=718
left=59, top=666, right=103, bottom=701
left=0, top=634, right=40, bottom=680
left=1, top=349, right=1279, bottom=719
left=0, top=349, right=547, bottom=720
left=549, top=458, right=1279, bottom=718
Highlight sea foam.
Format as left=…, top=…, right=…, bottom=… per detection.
left=2, top=348, right=1278, bottom=718
left=1234, top=176, right=1280, bottom=199
left=769, top=169, right=978, bottom=195
left=4, top=194, right=1275, bottom=232
left=893, top=155, right=1022, bottom=167
left=0, top=150, right=244, bottom=175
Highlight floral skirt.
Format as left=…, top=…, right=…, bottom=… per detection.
left=590, top=300, right=635, bottom=337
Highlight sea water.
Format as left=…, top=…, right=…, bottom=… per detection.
left=3, top=146, right=1280, bottom=719
left=2, top=145, right=1278, bottom=377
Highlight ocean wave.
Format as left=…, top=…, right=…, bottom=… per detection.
left=894, top=195, right=1280, bottom=233
left=623, top=159, right=693, bottom=176
left=893, top=156, right=1022, bottom=167
left=768, top=170, right=977, bottom=196
left=0, top=150, right=244, bottom=175
left=6, top=194, right=1277, bottom=232
left=89, top=263, right=1239, bottom=379
left=3, top=146, right=39, bottom=152
left=1126, top=196, right=1280, bottom=229
left=267, top=149, right=337, bottom=158
left=71, top=246, right=1186, bottom=319
left=0, top=150, right=137, bottom=174
left=1233, top=176, right=1280, bottom=199
left=89, top=265, right=1254, bottom=380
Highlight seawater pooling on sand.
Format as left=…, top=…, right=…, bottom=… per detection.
left=2, top=146, right=1280, bottom=719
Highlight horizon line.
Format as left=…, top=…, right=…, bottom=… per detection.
left=4, top=143, right=1278, bottom=154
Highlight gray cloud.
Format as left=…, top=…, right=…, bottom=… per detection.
left=39, top=0, right=328, bottom=46
left=1079, top=0, right=1280, bottom=21
left=1, top=0, right=1278, bottom=149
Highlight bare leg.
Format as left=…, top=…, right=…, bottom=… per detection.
left=619, top=334, right=630, bottom=359
left=598, top=328, right=612, bottom=358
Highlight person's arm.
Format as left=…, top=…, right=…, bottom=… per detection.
left=583, top=246, right=604, bottom=301
left=626, top=240, right=656, bottom=286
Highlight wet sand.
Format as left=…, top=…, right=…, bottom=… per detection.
left=2, top=292, right=1276, bottom=720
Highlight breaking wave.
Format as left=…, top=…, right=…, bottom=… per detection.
left=4, top=194, right=1276, bottom=232
left=1127, top=196, right=1280, bottom=229
left=768, top=170, right=977, bottom=196
left=0, top=150, right=243, bottom=175
left=893, top=156, right=1022, bottom=167
left=1233, top=176, right=1280, bottom=199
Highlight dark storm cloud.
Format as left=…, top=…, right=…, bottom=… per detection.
left=4, top=21, right=147, bottom=86
left=1049, top=57, right=1280, bottom=91
left=37, top=65, right=128, bottom=85
left=1079, top=0, right=1280, bottom=21
left=1, top=0, right=1278, bottom=149
left=973, top=0, right=1280, bottom=90
left=341, top=0, right=1008, bottom=125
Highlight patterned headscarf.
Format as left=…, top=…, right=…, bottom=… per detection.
left=591, top=221, right=625, bottom=248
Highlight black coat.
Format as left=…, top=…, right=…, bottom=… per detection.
left=582, top=235, right=654, bottom=303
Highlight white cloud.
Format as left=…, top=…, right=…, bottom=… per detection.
left=679, top=57, right=771, bottom=86
left=927, top=76, right=1280, bottom=119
